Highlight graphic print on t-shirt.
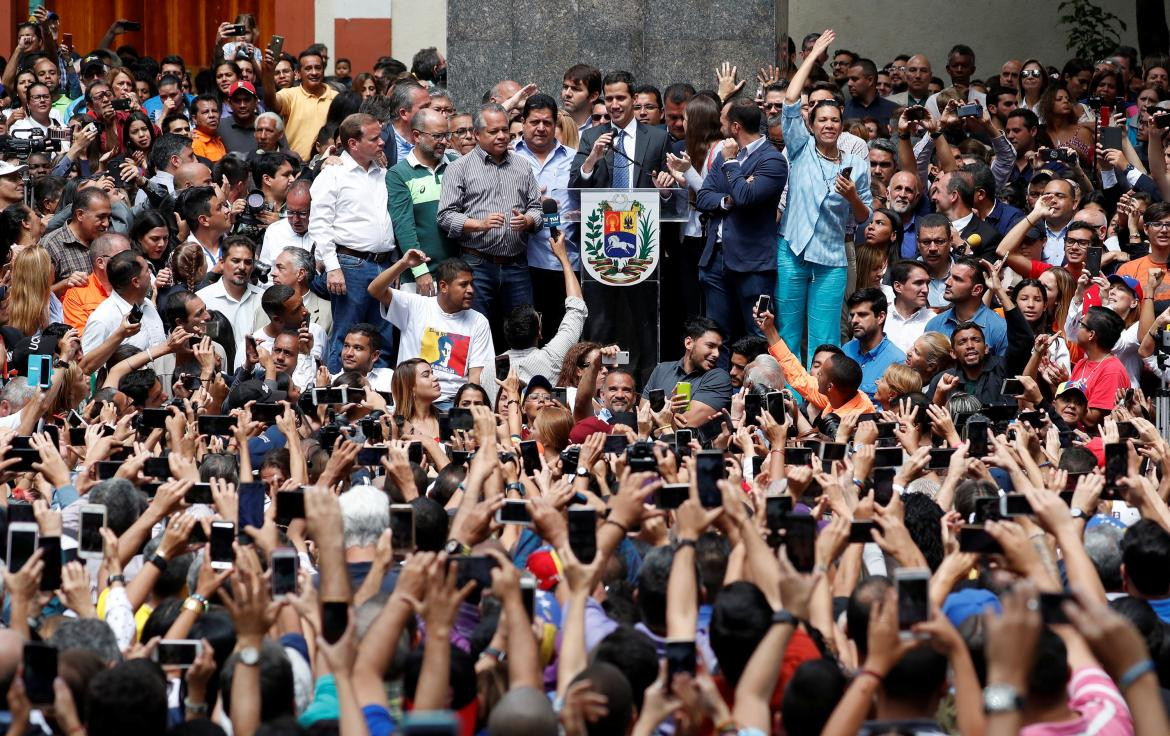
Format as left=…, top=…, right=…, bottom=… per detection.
left=421, top=327, right=470, bottom=377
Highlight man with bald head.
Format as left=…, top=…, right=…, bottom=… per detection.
left=1039, top=178, right=1079, bottom=265
left=260, top=179, right=313, bottom=267
left=891, top=54, right=932, bottom=108
left=999, top=59, right=1022, bottom=89
left=888, top=170, right=924, bottom=257
left=488, top=687, right=558, bottom=736
left=62, top=232, right=132, bottom=332
left=175, top=162, right=213, bottom=190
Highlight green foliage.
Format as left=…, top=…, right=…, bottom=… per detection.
left=1059, top=0, right=1128, bottom=60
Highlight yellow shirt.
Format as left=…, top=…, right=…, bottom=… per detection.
left=192, top=128, right=226, bottom=162
left=275, top=84, right=338, bottom=159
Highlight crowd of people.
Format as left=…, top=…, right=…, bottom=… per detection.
left=0, top=5, right=1168, bottom=736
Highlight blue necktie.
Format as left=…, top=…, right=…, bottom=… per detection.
left=612, top=130, right=629, bottom=188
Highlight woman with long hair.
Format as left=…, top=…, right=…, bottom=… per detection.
left=1039, top=266, right=1074, bottom=334
left=555, top=111, right=579, bottom=150
left=392, top=358, right=442, bottom=441
left=1007, top=277, right=1070, bottom=372
left=453, top=383, right=490, bottom=409
left=157, top=242, right=207, bottom=308
left=354, top=73, right=379, bottom=101
left=859, top=207, right=902, bottom=290
left=905, top=332, right=954, bottom=387
left=777, top=29, right=872, bottom=358
left=1018, top=58, right=1049, bottom=119
left=1039, top=84, right=1094, bottom=165
left=557, top=341, right=602, bottom=388
left=8, top=247, right=52, bottom=336
left=0, top=203, right=45, bottom=253
left=130, top=210, right=174, bottom=293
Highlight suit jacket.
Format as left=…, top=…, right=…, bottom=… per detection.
left=569, top=121, right=670, bottom=190
left=959, top=214, right=1001, bottom=261
left=694, top=141, right=789, bottom=271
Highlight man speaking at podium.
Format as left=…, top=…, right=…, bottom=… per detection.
left=570, top=70, right=670, bottom=190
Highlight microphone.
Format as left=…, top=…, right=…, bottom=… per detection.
left=541, top=199, right=561, bottom=239
left=965, top=233, right=982, bottom=254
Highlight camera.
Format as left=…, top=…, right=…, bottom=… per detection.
left=0, top=129, right=66, bottom=156
left=233, top=190, right=272, bottom=244
left=1040, top=147, right=1077, bottom=165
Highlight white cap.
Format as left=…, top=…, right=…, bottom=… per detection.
left=0, top=161, right=27, bottom=177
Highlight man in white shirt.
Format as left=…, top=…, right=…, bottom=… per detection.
left=309, top=113, right=396, bottom=372
left=332, top=323, right=394, bottom=393
left=885, top=260, right=935, bottom=353
left=82, top=250, right=167, bottom=356
left=259, top=180, right=313, bottom=267
left=368, top=250, right=493, bottom=407
left=196, top=236, right=265, bottom=369
left=250, top=284, right=325, bottom=390
left=266, top=246, right=330, bottom=335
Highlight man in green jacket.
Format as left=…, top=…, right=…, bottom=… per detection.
left=386, top=107, right=459, bottom=295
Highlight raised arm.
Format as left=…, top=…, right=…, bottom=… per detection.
left=366, top=248, right=431, bottom=306
left=786, top=30, right=836, bottom=103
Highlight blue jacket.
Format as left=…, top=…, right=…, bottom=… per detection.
left=695, top=140, right=788, bottom=271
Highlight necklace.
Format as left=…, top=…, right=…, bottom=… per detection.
left=812, top=146, right=843, bottom=192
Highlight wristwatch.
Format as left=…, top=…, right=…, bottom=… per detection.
left=1071, top=507, right=1086, bottom=520
left=575, top=465, right=590, bottom=477
left=445, top=539, right=470, bottom=556
left=771, top=609, right=798, bottom=626
left=982, top=683, right=1023, bottom=713
left=237, top=646, right=261, bottom=666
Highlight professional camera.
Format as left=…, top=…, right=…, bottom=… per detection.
left=0, top=129, right=69, bottom=156
left=233, top=189, right=272, bottom=243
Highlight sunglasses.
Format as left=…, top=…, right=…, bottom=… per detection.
left=591, top=113, right=611, bottom=121
left=1021, top=69, right=1044, bottom=79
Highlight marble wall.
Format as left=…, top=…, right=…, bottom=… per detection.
left=447, top=0, right=785, bottom=110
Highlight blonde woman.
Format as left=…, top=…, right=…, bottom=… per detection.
left=874, top=362, right=923, bottom=410
left=391, top=357, right=443, bottom=442
left=904, top=332, right=954, bottom=388
left=8, top=246, right=53, bottom=336
left=555, top=111, right=579, bottom=150
left=532, top=405, right=573, bottom=465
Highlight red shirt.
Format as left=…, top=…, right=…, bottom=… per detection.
left=1070, top=354, right=1130, bottom=411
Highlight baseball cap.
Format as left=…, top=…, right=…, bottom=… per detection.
left=1054, top=380, right=1087, bottom=400
left=942, top=588, right=1002, bottom=628
left=523, top=374, right=554, bottom=401
left=228, top=81, right=258, bottom=98
left=569, top=416, right=612, bottom=444
left=1106, top=274, right=1144, bottom=301
left=81, top=55, right=106, bottom=76
left=10, top=333, right=58, bottom=378
left=226, top=378, right=287, bottom=411
left=0, top=161, right=27, bottom=177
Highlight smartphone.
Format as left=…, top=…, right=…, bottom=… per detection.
left=695, top=450, right=725, bottom=508
left=1117, top=421, right=1139, bottom=441
left=1105, top=442, right=1127, bottom=490
left=250, top=403, right=284, bottom=425
left=675, top=381, right=692, bottom=410
left=520, top=575, right=536, bottom=619
left=965, top=418, right=990, bottom=458
left=1085, top=246, right=1103, bottom=277
left=227, top=23, right=248, bottom=36
left=602, top=434, right=629, bottom=454
left=840, top=165, right=853, bottom=179
left=626, top=441, right=657, bottom=472
left=400, top=712, right=461, bottom=735
left=312, top=387, right=351, bottom=406
left=601, top=350, right=630, bottom=366
left=7, top=502, right=34, bottom=524
left=184, top=483, right=213, bottom=505
left=321, top=600, right=348, bottom=644
left=78, top=504, right=106, bottom=561
left=766, top=391, right=785, bottom=422
left=1001, top=378, right=1025, bottom=396
left=275, top=489, right=305, bottom=522
left=27, top=353, right=52, bottom=389
left=999, top=494, right=1034, bottom=517
left=674, top=428, right=693, bottom=452
left=665, top=638, right=697, bottom=678
left=656, top=483, right=690, bottom=510
left=551, top=386, right=568, bottom=405
left=408, top=442, right=423, bottom=465
left=755, top=294, right=773, bottom=315
left=271, top=548, right=299, bottom=598
left=958, top=102, right=982, bottom=117
left=905, top=105, right=928, bottom=121
left=22, top=642, right=57, bottom=705
left=648, top=388, right=666, bottom=412
left=519, top=440, right=541, bottom=476
left=203, top=321, right=221, bottom=339
left=95, top=460, right=124, bottom=480
left=1101, top=126, right=1125, bottom=151
left=496, top=499, right=532, bottom=525
left=448, top=408, right=474, bottom=433
left=389, top=504, right=416, bottom=554
left=568, top=506, right=598, bottom=563
left=62, top=32, right=73, bottom=48
left=122, top=20, right=142, bottom=31
left=1039, top=591, right=1072, bottom=625
left=356, top=446, right=389, bottom=466
left=783, top=514, right=816, bottom=573
left=849, top=520, right=877, bottom=544
left=139, top=456, right=169, bottom=481
left=559, top=446, right=580, bottom=476
left=765, top=495, right=793, bottom=532
left=154, top=639, right=201, bottom=668
left=958, top=524, right=1003, bottom=553
left=495, top=353, right=511, bottom=378
left=197, top=414, right=238, bottom=436
left=871, top=467, right=896, bottom=506
left=268, top=35, right=285, bottom=59
left=895, top=568, right=930, bottom=635
left=38, top=536, right=61, bottom=591
left=7, top=522, right=38, bottom=573
left=819, top=441, right=847, bottom=462
left=209, top=521, right=236, bottom=570
left=784, top=447, right=814, bottom=465
left=453, top=555, right=498, bottom=592
left=1019, top=410, right=1045, bottom=428
left=873, top=447, right=904, bottom=468
left=744, top=392, right=763, bottom=426
left=928, top=447, right=955, bottom=470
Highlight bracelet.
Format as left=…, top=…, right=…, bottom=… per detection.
left=676, top=538, right=698, bottom=549
left=858, top=669, right=884, bottom=683
left=1118, top=659, right=1156, bottom=690
left=1024, top=216, right=1036, bottom=227
left=898, top=132, right=910, bottom=141
left=106, top=574, right=125, bottom=587
left=183, top=697, right=209, bottom=714
left=715, top=719, right=738, bottom=735
left=146, top=347, right=154, bottom=361
left=604, top=518, right=629, bottom=535
left=149, top=553, right=168, bottom=571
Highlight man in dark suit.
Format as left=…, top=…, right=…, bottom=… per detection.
left=569, top=70, right=670, bottom=190
left=930, top=169, right=1000, bottom=260
left=696, top=99, right=788, bottom=342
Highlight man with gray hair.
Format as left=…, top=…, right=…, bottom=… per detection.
left=252, top=111, right=291, bottom=159
left=338, top=484, right=392, bottom=593
left=743, top=354, right=785, bottom=394
left=387, top=81, right=431, bottom=165
left=62, top=231, right=131, bottom=332
left=260, top=179, right=313, bottom=267
left=266, top=244, right=331, bottom=334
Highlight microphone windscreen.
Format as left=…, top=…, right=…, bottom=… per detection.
left=967, top=233, right=982, bottom=248
left=541, top=198, right=559, bottom=214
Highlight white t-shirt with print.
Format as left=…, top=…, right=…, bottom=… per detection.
left=381, top=290, right=494, bottom=401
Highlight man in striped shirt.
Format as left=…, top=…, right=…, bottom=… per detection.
left=436, top=103, right=542, bottom=331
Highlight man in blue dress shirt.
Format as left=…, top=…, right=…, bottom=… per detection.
left=841, top=288, right=906, bottom=402
left=925, top=256, right=1008, bottom=356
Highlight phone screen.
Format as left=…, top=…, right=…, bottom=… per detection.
left=209, top=522, right=236, bottom=568
left=156, top=640, right=200, bottom=667
left=568, top=507, right=598, bottom=563
left=23, top=643, right=57, bottom=704
left=197, top=414, right=238, bottom=436
left=966, top=419, right=990, bottom=458
left=321, top=600, right=348, bottom=644
left=8, top=527, right=37, bottom=571
left=765, top=496, right=792, bottom=532
left=783, top=515, right=816, bottom=572
left=275, top=490, right=305, bottom=522
left=390, top=505, right=415, bottom=552
left=665, top=639, right=697, bottom=678
left=272, top=552, right=299, bottom=596
left=656, top=483, right=689, bottom=510
left=497, top=499, right=532, bottom=524
left=695, top=450, right=724, bottom=508
left=38, top=536, right=61, bottom=591
left=519, top=440, right=541, bottom=476
left=1105, top=442, right=1127, bottom=488
left=928, top=447, right=955, bottom=470
left=80, top=508, right=105, bottom=557
left=896, top=574, right=929, bottom=630
left=648, top=389, right=665, bottom=411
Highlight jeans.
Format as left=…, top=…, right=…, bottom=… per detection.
left=699, top=248, right=775, bottom=366
left=314, top=254, right=395, bottom=372
left=776, top=241, right=847, bottom=369
left=464, top=251, right=533, bottom=329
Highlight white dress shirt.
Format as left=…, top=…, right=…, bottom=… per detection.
left=579, top=116, right=637, bottom=181
left=885, top=302, right=936, bottom=354
left=252, top=324, right=326, bottom=390
left=196, top=280, right=266, bottom=369
left=260, top=219, right=314, bottom=267
left=81, top=290, right=167, bottom=356
left=308, top=151, right=395, bottom=272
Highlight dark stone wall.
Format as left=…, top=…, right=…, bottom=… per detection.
left=447, top=0, right=785, bottom=110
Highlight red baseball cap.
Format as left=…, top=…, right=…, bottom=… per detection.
left=228, top=81, right=258, bottom=98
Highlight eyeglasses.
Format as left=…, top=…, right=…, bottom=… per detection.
left=1065, top=237, right=1092, bottom=248
left=431, top=106, right=454, bottom=116
left=831, top=60, right=850, bottom=68
left=919, top=238, right=949, bottom=246
left=1149, top=221, right=1170, bottom=230
left=1021, top=69, right=1044, bottom=79
left=526, top=392, right=552, bottom=402
left=28, top=94, right=51, bottom=102
left=414, top=129, right=452, bottom=140
left=632, top=104, right=659, bottom=111
left=591, top=113, right=611, bottom=121
left=286, top=209, right=310, bottom=218
left=91, top=91, right=112, bottom=100
left=453, top=127, right=473, bottom=136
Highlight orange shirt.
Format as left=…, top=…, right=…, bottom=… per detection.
left=192, top=128, right=226, bottom=162
left=768, top=338, right=876, bottom=416
left=62, top=272, right=109, bottom=335
left=1118, top=255, right=1170, bottom=302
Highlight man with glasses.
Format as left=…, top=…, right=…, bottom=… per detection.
left=269, top=245, right=330, bottom=335
left=1120, top=202, right=1170, bottom=303
left=386, top=107, right=459, bottom=295
left=915, top=214, right=956, bottom=308
left=260, top=179, right=312, bottom=267
left=633, top=85, right=664, bottom=126
left=830, top=49, right=858, bottom=92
